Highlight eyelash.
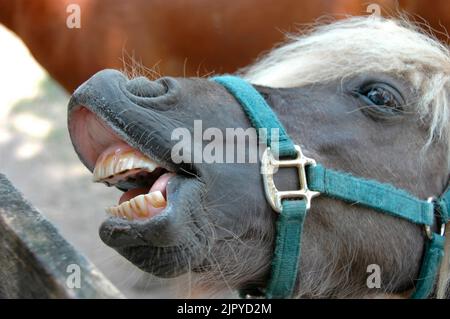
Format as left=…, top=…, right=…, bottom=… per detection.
left=353, top=83, right=405, bottom=119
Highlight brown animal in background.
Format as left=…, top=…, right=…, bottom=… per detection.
left=0, top=0, right=448, bottom=92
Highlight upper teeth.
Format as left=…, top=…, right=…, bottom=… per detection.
left=93, top=144, right=170, bottom=220
left=93, top=151, right=158, bottom=183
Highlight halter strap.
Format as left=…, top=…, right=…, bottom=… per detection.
left=214, top=75, right=306, bottom=298
left=212, top=75, right=448, bottom=299
left=214, top=75, right=297, bottom=158
left=307, top=164, right=434, bottom=225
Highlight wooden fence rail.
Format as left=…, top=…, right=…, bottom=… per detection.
left=0, top=174, right=123, bottom=298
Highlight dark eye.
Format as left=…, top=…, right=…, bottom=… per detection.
left=355, top=83, right=404, bottom=119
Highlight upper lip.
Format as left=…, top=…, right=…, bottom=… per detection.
left=68, top=104, right=178, bottom=176
left=67, top=69, right=194, bottom=179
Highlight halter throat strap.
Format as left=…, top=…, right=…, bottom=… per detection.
left=212, top=75, right=449, bottom=299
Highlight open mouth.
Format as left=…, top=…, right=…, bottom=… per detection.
left=67, top=70, right=211, bottom=277
left=93, top=142, right=175, bottom=220
left=69, top=106, right=178, bottom=222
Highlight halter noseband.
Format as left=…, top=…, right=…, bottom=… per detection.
left=212, top=75, right=449, bottom=299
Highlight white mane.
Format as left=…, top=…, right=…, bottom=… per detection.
left=243, top=16, right=450, bottom=299
left=242, top=16, right=450, bottom=163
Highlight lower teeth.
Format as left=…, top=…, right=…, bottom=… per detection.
left=106, top=190, right=166, bottom=219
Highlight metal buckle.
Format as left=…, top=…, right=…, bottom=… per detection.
left=425, top=197, right=447, bottom=239
left=261, top=145, right=320, bottom=213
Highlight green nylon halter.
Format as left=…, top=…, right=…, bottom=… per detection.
left=212, top=75, right=449, bottom=299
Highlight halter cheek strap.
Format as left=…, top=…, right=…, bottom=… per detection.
left=212, top=75, right=449, bottom=299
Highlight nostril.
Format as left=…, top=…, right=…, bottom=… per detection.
left=126, top=76, right=167, bottom=98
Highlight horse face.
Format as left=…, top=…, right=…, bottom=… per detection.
left=68, top=69, right=447, bottom=295
left=69, top=69, right=274, bottom=281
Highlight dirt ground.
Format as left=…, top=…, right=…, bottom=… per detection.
left=0, top=25, right=192, bottom=298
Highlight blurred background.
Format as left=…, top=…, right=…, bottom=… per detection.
left=0, top=0, right=449, bottom=298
